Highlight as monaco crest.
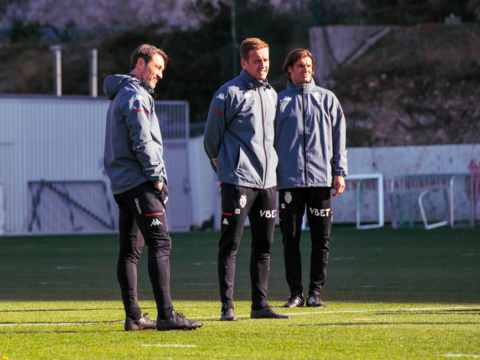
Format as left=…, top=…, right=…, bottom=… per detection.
left=240, top=195, right=247, bottom=208
left=284, top=192, right=292, bottom=204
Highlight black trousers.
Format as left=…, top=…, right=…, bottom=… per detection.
left=279, top=187, right=332, bottom=296
left=219, top=183, right=277, bottom=310
left=113, top=181, right=172, bottom=319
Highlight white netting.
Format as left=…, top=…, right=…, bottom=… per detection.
left=28, top=181, right=116, bottom=233
left=389, top=173, right=474, bottom=229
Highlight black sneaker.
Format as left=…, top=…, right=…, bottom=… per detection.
left=156, top=310, right=203, bottom=331
left=125, top=313, right=157, bottom=331
left=220, top=306, right=237, bottom=321
left=251, top=305, right=292, bottom=319
left=306, top=291, right=326, bottom=307
left=282, top=293, right=305, bottom=308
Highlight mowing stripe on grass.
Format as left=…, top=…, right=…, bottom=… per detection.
left=1, top=306, right=478, bottom=326
left=193, top=306, right=480, bottom=320
left=443, top=355, right=480, bottom=358
left=141, top=345, right=197, bottom=348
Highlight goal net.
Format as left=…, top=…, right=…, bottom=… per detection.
left=389, top=173, right=475, bottom=229
left=28, top=180, right=116, bottom=234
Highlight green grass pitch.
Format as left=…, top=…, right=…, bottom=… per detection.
left=0, top=227, right=479, bottom=359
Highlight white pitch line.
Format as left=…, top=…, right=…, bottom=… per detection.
left=0, top=321, right=123, bottom=327
left=142, top=344, right=197, bottom=348
left=0, top=306, right=477, bottom=326
left=193, top=305, right=479, bottom=320
left=443, top=354, right=480, bottom=358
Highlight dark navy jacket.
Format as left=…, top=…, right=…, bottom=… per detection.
left=274, top=79, right=347, bottom=190
left=204, top=70, right=278, bottom=189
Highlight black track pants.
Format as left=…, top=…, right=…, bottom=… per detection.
left=218, top=184, right=277, bottom=310
left=114, top=181, right=173, bottom=319
left=279, top=187, right=332, bottom=296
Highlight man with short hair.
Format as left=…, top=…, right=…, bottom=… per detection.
left=104, top=44, right=202, bottom=331
left=275, top=48, right=347, bottom=308
left=204, top=38, right=291, bottom=321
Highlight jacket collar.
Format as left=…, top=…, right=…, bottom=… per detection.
left=286, top=78, right=316, bottom=94
left=239, top=69, right=271, bottom=90
left=130, top=74, right=157, bottom=98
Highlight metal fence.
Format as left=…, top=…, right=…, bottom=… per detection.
left=0, top=95, right=192, bottom=235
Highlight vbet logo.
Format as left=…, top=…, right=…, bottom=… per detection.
left=260, top=210, right=276, bottom=218
left=309, top=208, right=331, bottom=217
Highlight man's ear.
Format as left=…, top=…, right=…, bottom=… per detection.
left=287, top=66, right=293, bottom=74
left=240, top=58, right=247, bottom=70
left=136, top=57, right=146, bottom=70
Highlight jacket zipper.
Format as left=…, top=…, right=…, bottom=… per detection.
left=301, top=88, right=307, bottom=186
left=259, top=87, right=267, bottom=189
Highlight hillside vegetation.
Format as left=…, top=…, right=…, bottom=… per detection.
left=0, top=23, right=479, bottom=147
left=335, top=23, right=480, bottom=146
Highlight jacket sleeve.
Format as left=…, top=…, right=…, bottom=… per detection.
left=121, top=92, right=166, bottom=183
left=330, top=96, right=348, bottom=177
left=203, top=89, right=229, bottom=173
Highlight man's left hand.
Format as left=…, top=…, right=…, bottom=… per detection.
left=332, top=176, right=345, bottom=197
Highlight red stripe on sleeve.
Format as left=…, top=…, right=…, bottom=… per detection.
left=222, top=212, right=232, bottom=216
left=134, top=110, right=149, bottom=114
left=146, top=212, right=164, bottom=217
left=210, top=110, right=225, bottom=115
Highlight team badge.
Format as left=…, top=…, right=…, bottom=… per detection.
left=284, top=192, right=292, bottom=204
left=239, top=195, right=247, bottom=209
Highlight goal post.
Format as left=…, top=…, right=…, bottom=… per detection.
left=28, top=180, right=116, bottom=234
left=390, top=173, right=475, bottom=230
left=347, top=173, right=384, bottom=230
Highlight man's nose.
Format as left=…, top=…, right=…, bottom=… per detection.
left=157, top=71, right=163, bottom=79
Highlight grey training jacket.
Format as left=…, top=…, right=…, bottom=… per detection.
left=204, top=70, right=278, bottom=189
left=103, top=74, right=167, bottom=195
left=274, top=79, right=347, bottom=190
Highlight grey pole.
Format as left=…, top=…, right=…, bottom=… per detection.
left=89, top=49, right=98, bottom=98
left=231, top=0, right=238, bottom=77
left=50, top=45, right=62, bottom=96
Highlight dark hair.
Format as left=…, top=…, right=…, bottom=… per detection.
left=239, top=38, right=269, bottom=61
left=130, top=44, right=168, bottom=71
left=282, top=48, right=315, bottom=75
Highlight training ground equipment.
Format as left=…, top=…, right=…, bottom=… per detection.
left=390, top=173, right=475, bottom=230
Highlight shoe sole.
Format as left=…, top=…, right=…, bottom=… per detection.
left=220, top=317, right=237, bottom=321
left=157, top=327, right=202, bottom=331
left=282, top=302, right=304, bottom=308
left=125, top=326, right=156, bottom=331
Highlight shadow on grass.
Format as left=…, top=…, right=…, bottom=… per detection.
left=1, top=229, right=480, bottom=303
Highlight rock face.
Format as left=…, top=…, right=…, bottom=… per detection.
left=0, top=0, right=208, bottom=30
left=329, top=24, right=480, bottom=147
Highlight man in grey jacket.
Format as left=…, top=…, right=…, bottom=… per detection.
left=275, top=48, right=347, bottom=308
left=204, top=38, right=291, bottom=321
left=104, top=44, right=202, bottom=331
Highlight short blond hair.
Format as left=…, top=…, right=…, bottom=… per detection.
left=130, top=44, right=168, bottom=71
left=282, top=48, right=315, bottom=75
left=239, top=38, right=269, bottom=61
